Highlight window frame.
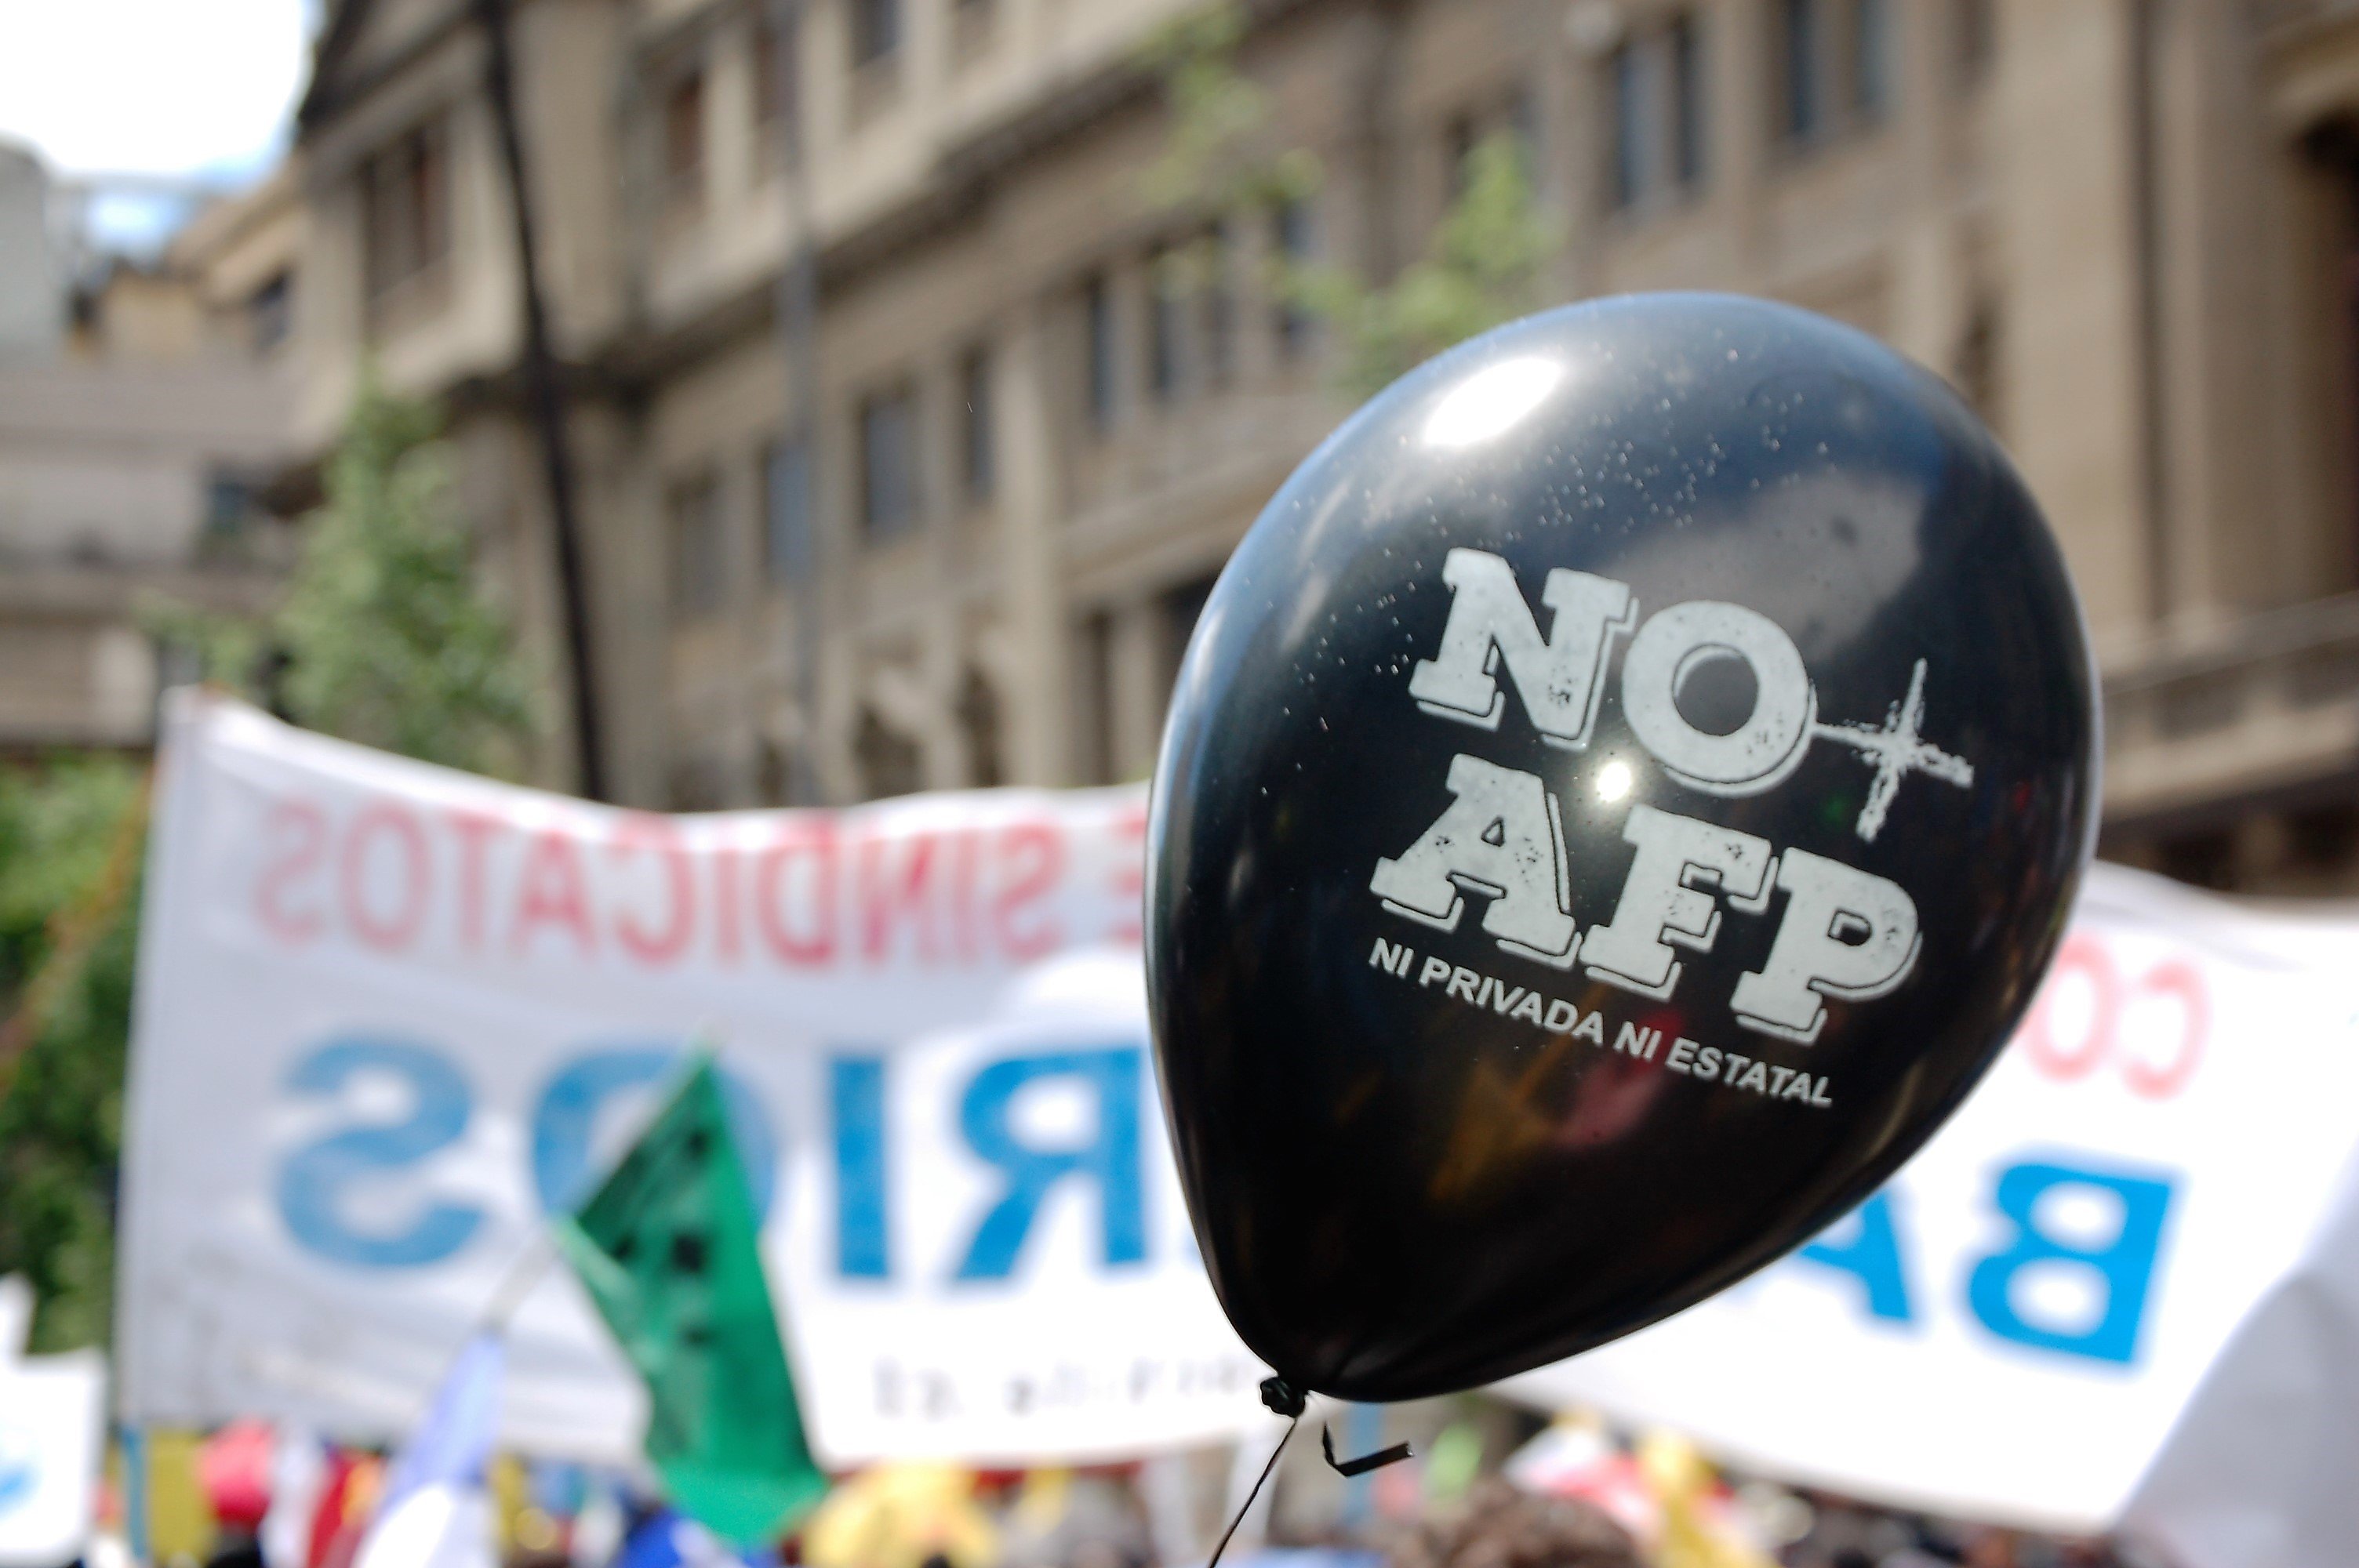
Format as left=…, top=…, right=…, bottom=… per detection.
left=1270, top=197, right=1316, bottom=359
left=1776, top=0, right=1896, bottom=153
left=1081, top=273, right=1118, bottom=433
left=667, top=468, right=729, bottom=622
left=661, top=64, right=708, bottom=210
left=958, top=343, right=995, bottom=504
left=360, top=114, right=453, bottom=313
left=761, top=436, right=814, bottom=583
left=1606, top=13, right=1707, bottom=215
left=857, top=383, right=923, bottom=545
left=849, top=0, right=901, bottom=69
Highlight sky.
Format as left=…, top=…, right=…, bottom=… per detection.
left=0, top=0, right=318, bottom=253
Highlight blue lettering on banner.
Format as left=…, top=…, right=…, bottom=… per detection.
left=831, top=1054, right=892, bottom=1279
left=1795, top=1191, right=1915, bottom=1323
left=954, top=1047, right=1147, bottom=1281
left=1965, top=1157, right=2176, bottom=1364
left=276, top=1036, right=482, bottom=1268
left=530, top=1047, right=779, bottom=1217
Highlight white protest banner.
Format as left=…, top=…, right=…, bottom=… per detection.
left=1508, top=862, right=2359, bottom=1544
left=0, top=1278, right=28, bottom=1363
left=119, top=692, right=1263, bottom=1465
left=0, top=1352, right=104, bottom=1568
left=781, top=948, right=1263, bottom=1461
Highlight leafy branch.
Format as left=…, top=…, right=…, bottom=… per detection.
left=1141, top=2, right=1562, bottom=402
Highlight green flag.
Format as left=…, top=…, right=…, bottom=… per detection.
left=554, top=1056, right=829, bottom=1544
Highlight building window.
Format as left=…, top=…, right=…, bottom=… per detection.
left=670, top=753, right=729, bottom=811
left=856, top=709, right=925, bottom=800
left=1081, top=610, right=1117, bottom=785
left=762, top=437, right=812, bottom=582
left=249, top=270, right=292, bottom=354
left=1272, top=198, right=1314, bottom=358
left=1149, top=246, right=1187, bottom=403
left=668, top=470, right=726, bottom=621
left=1161, top=574, right=1216, bottom=682
left=1445, top=111, right=1480, bottom=200
left=202, top=471, right=264, bottom=556
left=2158, top=828, right=2237, bottom=891
left=851, top=0, right=900, bottom=67
left=1670, top=17, right=1704, bottom=187
left=1779, top=0, right=1823, bottom=144
left=958, top=344, right=994, bottom=503
left=361, top=117, right=450, bottom=307
left=1851, top=0, right=1891, bottom=122
left=1200, top=224, right=1234, bottom=390
left=1957, top=0, right=1994, bottom=85
left=859, top=385, right=921, bottom=543
left=1952, top=296, right=2001, bottom=434
left=1082, top=273, right=1117, bottom=431
left=952, top=0, right=995, bottom=58
left=1611, top=43, right=1653, bottom=208
left=2290, top=802, right=2359, bottom=872
left=756, top=9, right=797, bottom=146
left=663, top=67, right=706, bottom=205
left=958, top=668, right=1004, bottom=788
left=1611, top=13, right=1706, bottom=211
left=1779, top=0, right=1892, bottom=147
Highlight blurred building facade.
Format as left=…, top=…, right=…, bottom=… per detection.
left=0, top=151, right=300, bottom=751
left=285, top=0, right=2359, bottom=891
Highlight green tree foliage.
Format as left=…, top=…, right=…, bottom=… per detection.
left=1142, top=2, right=1561, bottom=402
left=0, top=760, right=144, bottom=1351
left=1139, top=2, right=1319, bottom=221
left=169, top=379, right=542, bottom=776
left=1287, top=134, right=1561, bottom=401
left=0, top=380, right=540, bottom=1348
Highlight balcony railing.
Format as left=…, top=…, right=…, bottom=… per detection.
left=2103, top=593, right=2359, bottom=822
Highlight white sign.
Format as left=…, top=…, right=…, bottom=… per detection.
left=1510, top=862, right=2359, bottom=1554
left=0, top=1352, right=104, bottom=1568
left=119, top=693, right=1262, bottom=1465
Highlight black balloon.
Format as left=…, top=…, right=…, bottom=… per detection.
left=1146, top=292, right=2095, bottom=1403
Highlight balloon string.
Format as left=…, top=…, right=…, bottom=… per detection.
left=1205, top=1412, right=1299, bottom=1568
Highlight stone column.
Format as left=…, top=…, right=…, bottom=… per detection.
left=1712, top=0, right=1774, bottom=272
left=1887, top=0, right=1968, bottom=372
left=1996, top=0, right=2153, bottom=651
left=2149, top=0, right=2271, bottom=624
left=996, top=302, right=1074, bottom=786
left=1108, top=598, right=1167, bottom=782
left=1549, top=0, right=1607, bottom=300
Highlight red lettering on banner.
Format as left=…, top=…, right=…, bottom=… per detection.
left=445, top=808, right=507, bottom=953
left=860, top=832, right=941, bottom=962
left=2121, top=959, right=2208, bottom=1100
left=995, top=823, right=1063, bottom=960
left=756, top=822, right=838, bottom=966
left=948, top=828, right=982, bottom=963
left=1104, top=804, right=1148, bottom=945
left=256, top=798, right=328, bottom=943
left=608, top=815, right=692, bottom=965
left=712, top=844, right=743, bottom=964
left=2023, top=936, right=2210, bottom=1101
left=340, top=803, right=430, bottom=952
left=2024, top=936, right=2117, bottom=1081
left=512, top=829, right=598, bottom=956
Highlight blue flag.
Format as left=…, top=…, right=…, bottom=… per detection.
left=358, top=1334, right=504, bottom=1568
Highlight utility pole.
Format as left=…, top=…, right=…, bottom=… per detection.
left=773, top=0, right=828, bottom=804
left=475, top=0, right=609, bottom=801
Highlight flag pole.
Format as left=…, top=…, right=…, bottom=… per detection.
left=476, top=1232, right=558, bottom=1335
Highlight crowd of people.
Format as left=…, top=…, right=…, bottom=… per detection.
left=84, top=1411, right=2168, bottom=1568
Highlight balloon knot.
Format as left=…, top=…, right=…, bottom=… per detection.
left=1258, top=1376, right=1307, bottom=1417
